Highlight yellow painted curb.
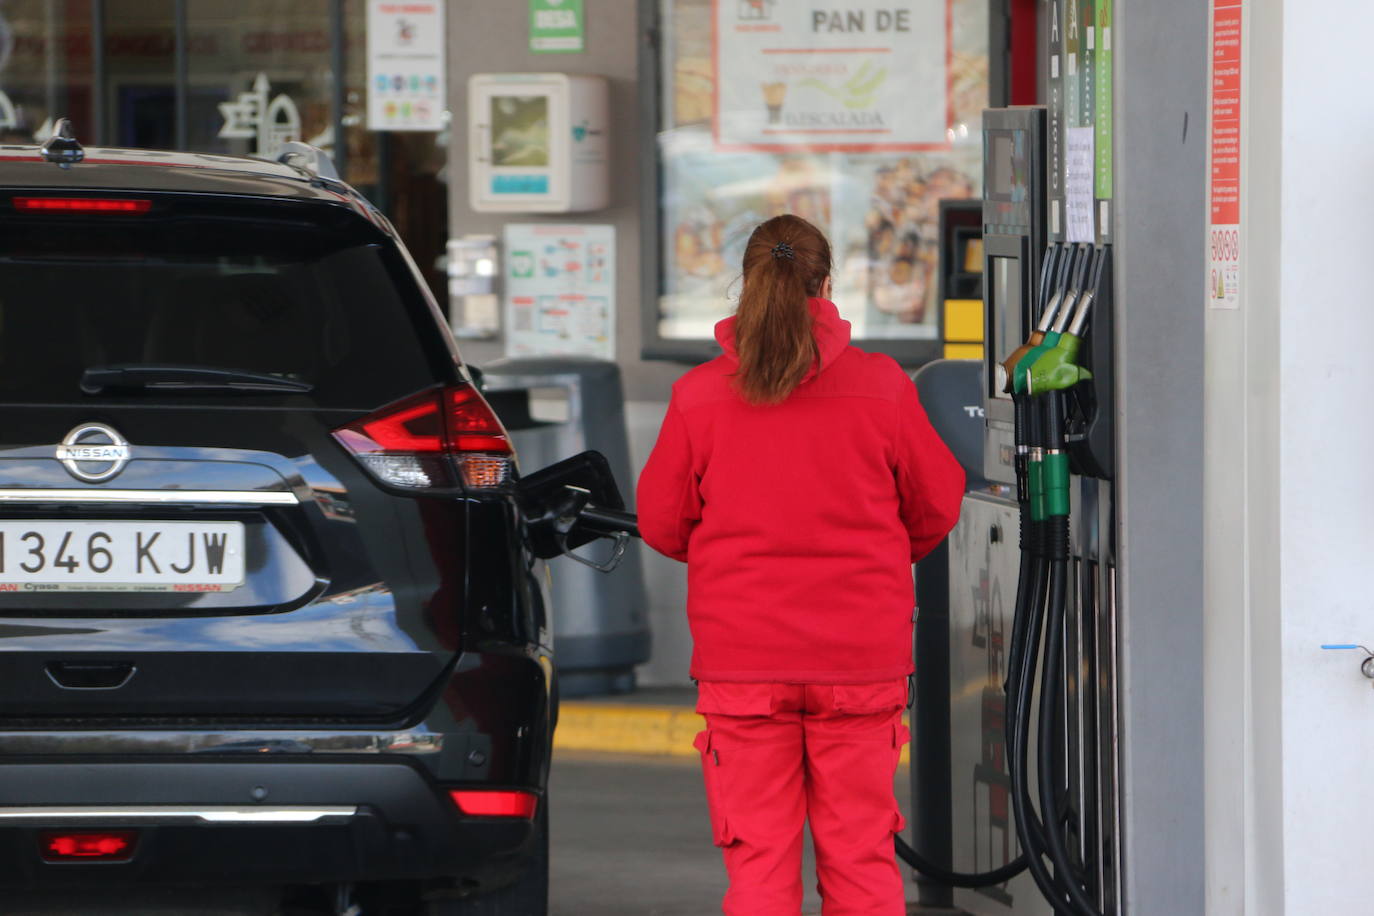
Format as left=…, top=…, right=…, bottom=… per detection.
left=554, top=703, right=911, bottom=763
left=555, top=704, right=704, bottom=757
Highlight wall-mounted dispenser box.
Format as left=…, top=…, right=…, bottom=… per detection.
left=446, top=235, right=501, bottom=339
left=468, top=73, right=609, bottom=213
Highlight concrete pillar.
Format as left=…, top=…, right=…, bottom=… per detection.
left=1204, top=0, right=1374, bottom=910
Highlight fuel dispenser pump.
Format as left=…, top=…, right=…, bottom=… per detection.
left=906, top=82, right=1120, bottom=911
left=995, top=267, right=1117, bottom=913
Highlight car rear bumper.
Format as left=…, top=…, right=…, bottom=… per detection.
left=0, top=758, right=539, bottom=888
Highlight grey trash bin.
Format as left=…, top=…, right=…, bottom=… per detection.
left=480, top=357, right=650, bottom=697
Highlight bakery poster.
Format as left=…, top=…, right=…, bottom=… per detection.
left=658, top=0, right=987, bottom=341
left=715, top=0, right=949, bottom=152
left=504, top=224, right=616, bottom=360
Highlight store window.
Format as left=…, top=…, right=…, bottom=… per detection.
left=0, top=0, right=94, bottom=145
left=0, top=0, right=447, bottom=302
left=645, top=0, right=991, bottom=362
left=187, top=0, right=333, bottom=156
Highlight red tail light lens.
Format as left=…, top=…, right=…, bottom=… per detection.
left=40, top=830, right=138, bottom=862
left=448, top=789, right=539, bottom=819
left=333, top=382, right=513, bottom=490
left=14, top=197, right=151, bottom=213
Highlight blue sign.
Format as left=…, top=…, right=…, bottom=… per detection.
left=492, top=175, right=550, bottom=195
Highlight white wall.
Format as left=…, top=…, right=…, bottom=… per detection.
left=1275, top=0, right=1374, bottom=908
left=1206, top=0, right=1374, bottom=910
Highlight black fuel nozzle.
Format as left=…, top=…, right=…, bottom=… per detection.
left=1048, top=243, right=1093, bottom=337
left=1065, top=245, right=1107, bottom=339
left=1036, top=244, right=1061, bottom=329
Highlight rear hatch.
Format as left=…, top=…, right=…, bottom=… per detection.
left=0, top=187, right=468, bottom=723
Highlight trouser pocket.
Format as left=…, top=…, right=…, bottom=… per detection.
left=694, top=729, right=736, bottom=847
left=831, top=679, right=910, bottom=715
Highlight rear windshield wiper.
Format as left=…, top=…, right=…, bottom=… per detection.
left=80, top=364, right=313, bottom=394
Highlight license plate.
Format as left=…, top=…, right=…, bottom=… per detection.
left=0, top=521, right=244, bottom=593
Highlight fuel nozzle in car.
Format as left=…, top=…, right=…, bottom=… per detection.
left=516, top=450, right=643, bottom=574
left=545, top=486, right=633, bottom=573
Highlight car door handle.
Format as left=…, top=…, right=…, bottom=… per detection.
left=45, top=661, right=136, bottom=690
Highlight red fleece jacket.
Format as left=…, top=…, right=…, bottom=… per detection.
left=637, top=298, right=965, bottom=683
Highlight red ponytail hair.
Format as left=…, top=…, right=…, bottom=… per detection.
left=733, top=214, right=832, bottom=406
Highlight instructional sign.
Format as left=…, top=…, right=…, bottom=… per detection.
left=530, top=0, right=585, bottom=53
left=367, top=1, right=446, bottom=131
left=713, top=0, right=951, bottom=152
left=1064, top=127, right=1095, bottom=243
left=1208, top=0, right=1242, bottom=309
left=504, top=224, right=615, bottom=360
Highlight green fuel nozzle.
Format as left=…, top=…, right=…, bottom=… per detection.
left=1004, top=246, right=1063, bottom=508
left=1028, top=247, right=1106, bottom=518
left=1013, top=244, right=1089, bottom=395
left=1027, top=246, right=1105, bottom=397
left=998, top=245, right=1062, bottom=395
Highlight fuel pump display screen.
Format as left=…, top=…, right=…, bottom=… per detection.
left=990, top=256, right=1020, bottom=401
left=989, top=135, right=1017, bottom=198
left=984, top=128, right=1030, bottom=231
left=490, top=96, right=550, bottom=167
left=981, top=107, right=1045, bottom=486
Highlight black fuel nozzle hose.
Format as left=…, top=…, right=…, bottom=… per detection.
left=576, top=505, right=640, bottom=539
left=1005, top=532, right=1057, bottom=860
left=1005, top=389, right=1081, bottom=912
left=1008, top=532, right=1076, bottom=915
left=895, top=834, right=1027, bottom=889
left=1013, top=394, right=1031, bottom=506
left=1036, top=517, right=1107, bottom=916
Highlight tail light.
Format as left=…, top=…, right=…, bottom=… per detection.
left=40, top=830, right=138, bottom=862
left=333, top=382, right=514, bottom=490
left=448, top=789, right=539, bottom=819
left=14, top=197, right=151, bottom=213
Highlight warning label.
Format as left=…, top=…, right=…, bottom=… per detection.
left=1209, top=0, right=1242, bottom=309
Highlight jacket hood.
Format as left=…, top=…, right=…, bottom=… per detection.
left=714, top=297, right=852, bottom=382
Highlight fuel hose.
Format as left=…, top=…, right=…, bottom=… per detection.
left=1031, top=391, right=1107, bottom=916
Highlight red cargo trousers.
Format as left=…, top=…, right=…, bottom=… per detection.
left=693, top=680, right=910, bottom=916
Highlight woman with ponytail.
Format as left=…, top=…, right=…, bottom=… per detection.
left=637, top=214, right=965, bottom=915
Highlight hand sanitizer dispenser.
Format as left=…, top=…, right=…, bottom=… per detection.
left=468, top=73, right=610, bottom=213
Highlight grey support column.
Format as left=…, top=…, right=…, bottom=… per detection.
left=1111, top=0, right=1207, bottom=912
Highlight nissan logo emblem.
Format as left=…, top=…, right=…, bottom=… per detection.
left=55, top=424, right=131, bottom=482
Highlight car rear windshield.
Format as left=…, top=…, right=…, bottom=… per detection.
left=0, top=205, right=444, bottom=409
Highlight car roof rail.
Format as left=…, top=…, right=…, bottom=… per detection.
left=41, top=118, right=85, bottom=168
left=275, top=142, right=340, bottom=181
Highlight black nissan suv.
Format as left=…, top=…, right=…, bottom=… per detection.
left=0, top=131, right=628, bottom=914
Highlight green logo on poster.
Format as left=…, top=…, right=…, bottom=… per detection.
left=799, top=60, right=888, bottom=109
left=510, top=251, right=536, bottom=278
